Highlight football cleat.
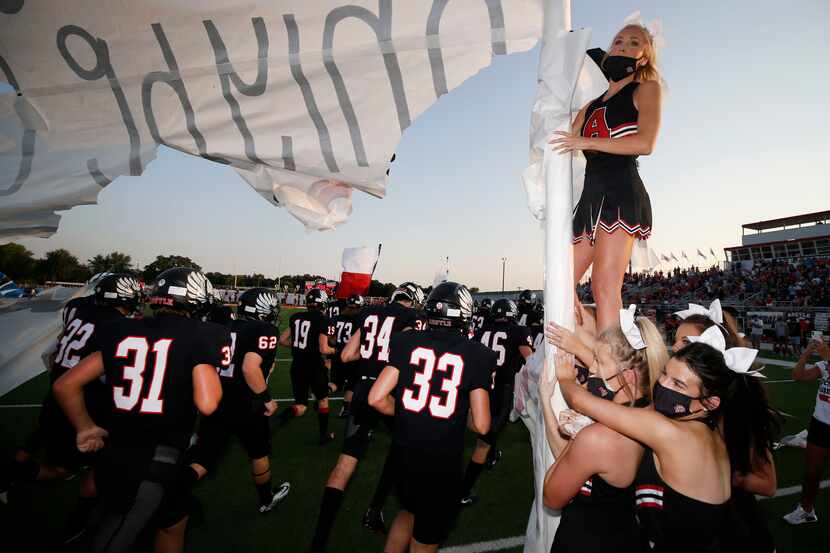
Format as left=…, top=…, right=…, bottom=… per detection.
left=460, top=493, right=479, bottom=507
left=339, top=404, right=351, bottom=419
left=362, top=508, right=387, bottom=534
left=258, top=482, right=291, bottom=514
left=783, top=503, right=818, bottom=525
left=486, top=449, right=503, bottom=470
left=319, top=432, right=336, bottom=445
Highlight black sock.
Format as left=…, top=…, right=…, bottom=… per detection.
left=310, top=486, right=344, bottom=553
left=369, top=450, right=398, bottom=511
left=343, top=401, right=350, bottom=410
left=318, top=410, right=330, bottom=438
left=461, top=460, right=485, bottom=496
left=256, top=479, right=273, bottom=506
left=278, top=408, right=295, bottom=423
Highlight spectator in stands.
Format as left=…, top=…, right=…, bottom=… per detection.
left=750, top=314, right=764, bottom=350
left=775, top=318, right=789, bottom=356
left=789, top=317, right=803, bottom=356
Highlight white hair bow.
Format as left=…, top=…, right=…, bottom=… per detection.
left=620, top=304, right=646, bottom=350
left=623, top=10, right=666, bottom=52
left=686, top=326, right=763, bottom=377
left=675, top=299, right=723, bottom=325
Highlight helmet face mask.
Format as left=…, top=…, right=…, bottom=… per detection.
left=238, top=288, right=281, bottom=324
left=423, top=282, right=474, bottom=330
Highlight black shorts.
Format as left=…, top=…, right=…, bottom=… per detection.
left=395, top=446, right=462, bottom=545
left=341, top=379, right=394, bottom=460
left=331, top=360, right=358, bottom=393
left=807, top=417, right=830, bottom=448
left=95, top=445, right=190, bottom=531
left=191, top=402, right=271, bottom=468
left=480, top=383, right=514, bottom=446
left=290, top=361, right=329, bottom=405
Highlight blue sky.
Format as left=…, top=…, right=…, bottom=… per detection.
left=12, top=0, right=830, bottom=291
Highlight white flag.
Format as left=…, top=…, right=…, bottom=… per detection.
left=0, top=1, right=543, bottom=238
left=432, top=257, right=450, bottom=287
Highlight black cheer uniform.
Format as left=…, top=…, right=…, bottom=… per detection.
left=551, top=397, right=649, bottom=553
left=574, top=81, right=652, bottom=244
left=635, top=445, right=728, bottom=552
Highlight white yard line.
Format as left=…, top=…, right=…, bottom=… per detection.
left=765, top=379, right=795, bottom=384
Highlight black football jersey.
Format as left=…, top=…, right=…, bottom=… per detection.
left=388, top=329, right=495, bottom=455
left=355, top=302, right=418, bottom=380
left=288, top=309, right=330, bottom=365
left=326, top=300, right=344, bottom=320
left=95, top=314, right=231, bottom=449
left=470, top=312, right=488, bottom=333
left=474, top=320, right=533, bottom=389
left=220, top=319, right=279, bottom=399
left=52, top=295, right=125, bottom=381
left=328, top=312, right=356, bottom=348
left=518, top=307, right=543, bottom=342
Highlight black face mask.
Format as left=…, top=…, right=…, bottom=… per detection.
left=586, top=377, right=616, bottom=401
left=603, top=55, right=638, bottom=82
left=652, top=381, right=706, bottom=419
left=576, top=364, right=591, bottom=385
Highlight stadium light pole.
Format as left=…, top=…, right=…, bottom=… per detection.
left=501, top=257, right=507, bottom=292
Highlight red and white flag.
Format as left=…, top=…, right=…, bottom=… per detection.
left=336, top=245, right=381, bottom=299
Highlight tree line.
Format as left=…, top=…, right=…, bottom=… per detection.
left=0, top=243, right=401, bottom=296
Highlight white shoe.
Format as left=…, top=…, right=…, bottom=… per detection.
left=783, top=503, right=818, bottom=525
left=258, top=482, right=291, bottom=514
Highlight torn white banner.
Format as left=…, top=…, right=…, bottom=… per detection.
left=0, top=0, right=542, bottom=237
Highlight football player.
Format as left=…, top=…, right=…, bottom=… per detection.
left=52, top=267, right=229, bottom=553
left=368, top=282, right=493, bottom=553
left=461, top=299, right=533, bottom=505
left=470, top=298, right=493, bottom=333
left=517, top=290, right=544, bottom=345
left=187, top=288, right=290, bottom=513
left=328, top=294, right=365, bottom=418
left=1, top=273, right=142, bottom=541
left=278, top=288, right=336, bottom=444
left=309, top=282, right=423, bottom=552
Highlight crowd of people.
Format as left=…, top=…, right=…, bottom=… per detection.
left=578, top=258, right=830, bottom=309
left=3, top=268, right=829, bottom=553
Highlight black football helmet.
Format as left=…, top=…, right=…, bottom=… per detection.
left=390, top=282, right=425, bottom=308
left=147, top=267, right=213, bottom=314
left=346, top=294, right=365, bottom=309
left=479, top=298, right=494, bottom=314
left=424, top=282, right=474, bottom=330
left=518, top=289, right=537, bottom=308
left=492, top=299, right=519, bottom=320
left=306, top=288, right=329, bottom=308
left=94, top=273, right=143, bottom=313
left=238, top=287, right=281, bottom=324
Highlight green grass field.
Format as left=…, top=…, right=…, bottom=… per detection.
left=1, top=308, right=828, bottom=552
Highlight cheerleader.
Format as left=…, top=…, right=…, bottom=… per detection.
left=550, top=23, right=662, bottom=332
left=556, top=322, right=778, bottom=553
